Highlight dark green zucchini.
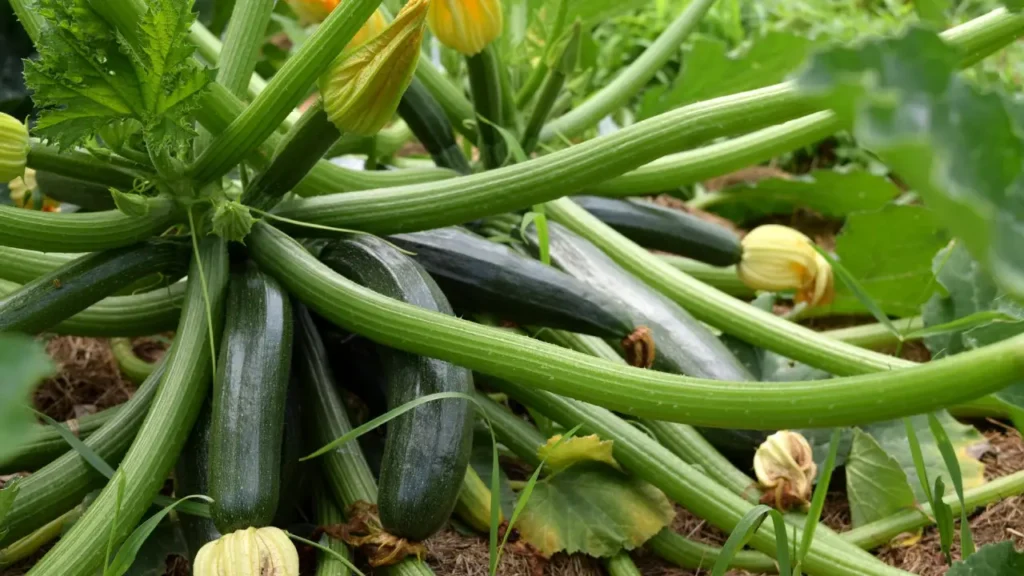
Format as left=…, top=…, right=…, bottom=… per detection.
left=0, top=238, right=191, bottom=334
left=0, top=362, right=165, bottom=547
left=397, top=78, right=473, bottom=175
left=176, top=401, right=220, bottom=560
left=528, top=222, right=768, bottom=458
left=209, top=261, right=294, bottom=533
left=319, top=236, right=473, bottom=541
left=0, top=406, right=120, bottom=474
left=34, top=170, right=117, bottom=212
left=572, top=196, right=742, bottom=267
left=388, top=227, right=639, bottom=340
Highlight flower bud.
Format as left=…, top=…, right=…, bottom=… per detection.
left=194, top=526, right=299, bottom=576
left=737, top=225, right=834, bottom=307
left=754, top=430, right=817, bottom=511
left=428, top=0, right=503, bottom=56
left=0, top=112, right=29, bottom=183
left=210, top=199, right=256, bottom=243
left=318, top=0, right=428, bottom=136
left=285, top=0, right=338, bottom=24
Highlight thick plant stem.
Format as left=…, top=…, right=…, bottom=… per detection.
left=414, top=59, right=478, bottom=142
left=656, top=256, right=753, bottom=298
left=823, top=318, right=925, bottom=349
left=111, top=338, right=158, bottom=384
left=26, top=239, right=229, bottom=576
left=0, top=196, right=179, bottom=252
left=589, top=112, right=838, bottom=197
left=539, top=0, right=717, bottom=143
left=27, top=143, right=143, bottom=190
left=189, top=0, right=384, bottom=183
left=273, top=85, right=817, bottom=232
left=0, top=506, right=84, bottom=568
left=515, top=0, right=571, bottom=108
left=0, top=247, right=77, bottom=283
left=242, top=101, right=343, bottom=209
left=522, top=23, right=581, bottom=155
left=215, top=0, right=275, bottom=98
left=249, top=223, right=1024, bottom=429
left=488, top=382, right=905, bottom=576
left=467, top=47, right=508, bottom=170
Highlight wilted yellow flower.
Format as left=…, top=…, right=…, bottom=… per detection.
left=0, top=112, right=29, bottom=183
left=428, top=0, right=503, bottom=56
left=754, top=430, right=817, bottom=511
left=319, top=0, right=427, bottom=135
left=194, top=526, right=299, bottom=576
left=737, top=225, right=834, bottom=307
left=9, top=168, right=59, bottom=212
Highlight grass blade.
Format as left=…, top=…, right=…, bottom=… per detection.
left=904, top=418, right=933, bottom=504
left=35, top=410, right=116, bottom=479
left=711, top=505, right=790, bottom=576
left=927, top=413, right=975, bottom=557
left=104, top=494, right=213, bottom=576
left=287, top=532, right=366, bottom=576
left=797, top=428, right=842, bottom=566
left=902, top=310, right=1022, bottom=340
left=103, top=472, right=126, bottom=576
left=933, top=476, right=954, bottom=564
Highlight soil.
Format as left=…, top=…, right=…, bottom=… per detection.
left=5, top=327, right=1024, bottom=576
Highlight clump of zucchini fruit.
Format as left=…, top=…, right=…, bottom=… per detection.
left=1, top=0, right=1024, bottom=575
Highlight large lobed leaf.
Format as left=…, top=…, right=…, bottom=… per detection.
left=947, top=541, right=1024, bottom=575
left=796, top=28, right=1024, bottom=303
left=24, top=0, right=211, bottom=152
left=0, top=334, right=56, bottom=462
left=844, top=430, right=915, bottom=527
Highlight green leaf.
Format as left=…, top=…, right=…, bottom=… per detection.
left=914, top=0, right=949, bottom=27
left=844, top=429, right=916, bottom=527
left=26, top=0, right=210, bottom=153
left=36, top=410, right=116, bottom=479
left=948, top=541, right=1024, bottom=575
left=638, top=32, right=814, bottom=120
left=933, top=476, right=955, bottom=564
left=809, top=205, right=949, bottom=318
left=0, top=334, right=57, bottom=461
left=515, top=462, right=674, bottom=557
left=700, top=169, right=899, bottom=223
left=861, top=413, right=987, bottom=505
left=815, top=244, right=899, bottom=340
left=928, top=413, right=975, bottom=557
left=796, top=28, right=1024, bottom=302
left=536, top=434, right=618, bottom=472
left=111, top=189, right=152, bottom=217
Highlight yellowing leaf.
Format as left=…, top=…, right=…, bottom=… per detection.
left=516, top=463, right=673, bottom=558
left=537, top=434, right=618, bottom=472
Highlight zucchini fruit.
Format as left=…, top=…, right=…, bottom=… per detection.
left=397, top=78, right=473, bottom=175
left=209, top=261, right=294, bottom=533
left=0, top=239, right=190, bottom=334
left=388, top=227, right=641, bottom=341
left=572, top=196, right=741, bottom=267
left=34, top=170, right=117, bottom=212
left=319, top=236, right=473, bottom=541
left=528, top=222, right=769, bottom=456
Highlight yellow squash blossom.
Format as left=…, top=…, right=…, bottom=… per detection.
left=319, top=0, right=428, bottom=135
left=0, top=112, right=29, bottom=183
left=428, top=0, right=503, bottom=56
left=194, top=526, right=299, bottom=576
left=737, top=224, right=835, bottom=307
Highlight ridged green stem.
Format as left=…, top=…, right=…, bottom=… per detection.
left=0, top=196, right=179, bottom=252
left=522, top=23, right=580, bottom=155
left=515, top=0, right=570, bottom=109
left=453, top=467, right=497, bottom=533
left=26, top=239, right=229, bottom=576
left=27, top=144, right=143, bottom=190
left=485, top=381, right=904, bottom=576
left=249, top=223, right=1024, bottom=429
left=315, top=488, right=352, bottom=576
left=273, top=84, right=817, bottom=232
left=603, top=553, right=644, bottom=576
left=0, top=279, right=185, bottom=337
left=822, top=318, right=925, bottom=349
left=590, top=112, right=838, bottom=196
left=189, top=0, right=384, bottom=183
left=0, top=363, right=165, bottom=547
left=539, top=0, right=718, bottom=143
left=0, top=248, right=77, bottom=284
left=414, top=59, right=478, bottom=142
left=111, top=338, right=158, bottom=384
left=215, top=0, right=275, bottom=98
left=324, top=122, right=412, bottom=160
left=467, top=47, right=507, bottom=170
left=0, top=506, right=84, bottom=568
left=656, top=255, right=754, bottom=298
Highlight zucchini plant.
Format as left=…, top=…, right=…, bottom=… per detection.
left=1, top=0, right=1024, bottom=575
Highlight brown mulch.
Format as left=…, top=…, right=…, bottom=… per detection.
left=32, top=336, right=135, bottom=422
